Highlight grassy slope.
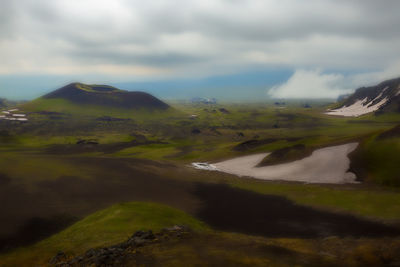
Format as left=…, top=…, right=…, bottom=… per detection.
left=4, top=103, right=400, bottom=220
left=2, top=147, right=400, bottom=223
left=2, top=103, right=400, bottom=265
left=156, top=166, right=400, bottom=222
left=2, top=201, right=400, bottom=267
left=0, top=202, right=208, bottom=266
left=22, top=98, right=181, bottom=121
left=75, top=83, right=121, bottom=93
left=229, top=180, right=400, bottom=221
left=356, top=133, right=400, bottom=186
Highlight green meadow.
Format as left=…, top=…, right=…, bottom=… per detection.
left=1, top=100, right=400, bottom=266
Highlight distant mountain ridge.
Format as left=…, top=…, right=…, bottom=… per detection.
left=43, top=83, right=169, bottom=110
left=326, top=77, right=400, bottom=117
left=0, top=98, right=21, bottom=109
left=0, top=98, right=9, bottom=109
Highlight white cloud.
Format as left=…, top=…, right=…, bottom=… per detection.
left=268, top=61, right=400, bottom=99
left=268, top=69, right=351, bottom=99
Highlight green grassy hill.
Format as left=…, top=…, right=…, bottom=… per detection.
left=350, top=124, right=400, bottom=186
left=2, top=200, right=400, bottom=267
left=0, top=202, right=208, bottom=266
left=43, top=83, right=169, bottom=109
left=21, top=83, right=178, bottom=119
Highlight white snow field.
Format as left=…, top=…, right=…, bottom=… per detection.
left=200, top=143, right=359, bottom=184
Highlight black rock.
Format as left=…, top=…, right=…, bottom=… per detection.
left=56, top=227, right=190, bottom=266
left=219, top=108, right=230, bottom=114
left=191, top=128, right=201, bottom=134
left=76, top=139, right=99, bottom=145
left=49, top=251, right=67, bottom=265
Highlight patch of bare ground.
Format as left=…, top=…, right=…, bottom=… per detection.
left=194, top=183, right=400, bottom=238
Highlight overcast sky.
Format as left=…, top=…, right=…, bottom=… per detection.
left=1, top=0, right=400, bottom=100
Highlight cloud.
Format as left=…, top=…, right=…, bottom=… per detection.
left=350, top=61, right=400, bottom=87
left=268, top=69, right=351, bottom=99
left=268, top=61, right=400, bottom=99
left=0, top=0, right=399, bottom=79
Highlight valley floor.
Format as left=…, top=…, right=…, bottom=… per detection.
left=0, top=103, right=399, bottom=266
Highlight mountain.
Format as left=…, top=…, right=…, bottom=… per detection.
left=326, top=77, right=400, bottom=117
left=42, top=83, right=169, bottom=110
left=0, top=98, right=9, bottom=109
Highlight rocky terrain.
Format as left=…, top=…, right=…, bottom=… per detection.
left=50, top=225, right=191, bottom=267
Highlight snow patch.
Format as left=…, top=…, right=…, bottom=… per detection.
left=191, top=162, right=218, bottom=171
left=211, top=143, right=358, bottom=184
left=0, top=109, right=28, bottom=122
left=325, top=96, right=388, bottom=117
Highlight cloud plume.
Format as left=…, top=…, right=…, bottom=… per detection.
left=268, top=70, right=351, bottom=99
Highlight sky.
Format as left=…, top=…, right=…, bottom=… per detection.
left=1, top=0, right=400, bottom=100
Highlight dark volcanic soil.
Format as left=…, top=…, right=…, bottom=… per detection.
left=0, top=157, right=197, bottom=252
left=45, top=139, right=167, bottom=154
left=194, top=183, right=400, bottom=238
left=0, top=215, right=77, bottom=252
left=1, top=160, right=400, bottom=252
left=377, top=124, right=400, bottom=140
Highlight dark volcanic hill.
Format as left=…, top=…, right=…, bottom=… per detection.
left=43, top=83, right=169, bottom=110
left=327, top=77, right=400, bottom=117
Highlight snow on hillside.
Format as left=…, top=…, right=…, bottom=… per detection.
left=325, top=78, right=400, bottom=117
left=325, top=96, right=389, bottom=117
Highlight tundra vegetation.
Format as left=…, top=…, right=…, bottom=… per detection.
left=0, top=85, right=400, bottom=266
